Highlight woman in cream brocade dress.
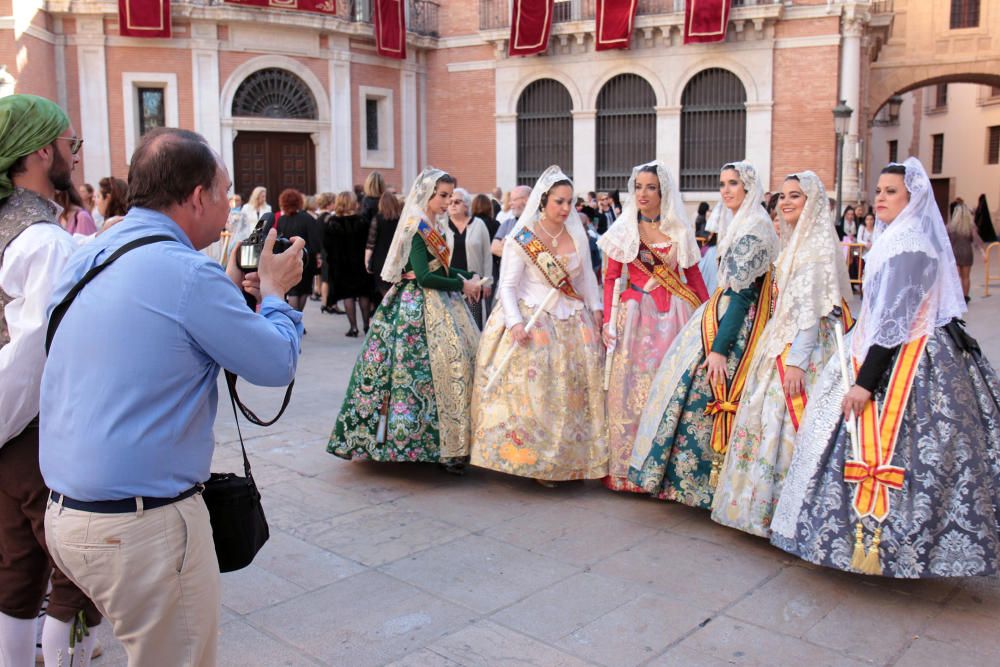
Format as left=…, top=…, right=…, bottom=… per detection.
left=471, top=166, right=608, bottom=482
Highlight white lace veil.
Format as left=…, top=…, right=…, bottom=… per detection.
left=705, top=200, right=732, bottom=237
left=381, top=167, right=448, bottom=284
left=715, top=161, right=780, bottom=292
left=597, top=160, right=700, bottom=269
left=503, top=165, right=595, bottom=288
left=761, top=171, right=852, bottom=361
left=851, top=157, right=966, bottom=359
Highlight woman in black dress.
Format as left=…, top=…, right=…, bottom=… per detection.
left=273, top=188, right=322, bottom=312
left=326, top=191, right=373, bottom=336
left=365, top=191, right=403, bottom=297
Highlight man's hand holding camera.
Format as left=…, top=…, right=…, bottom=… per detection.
left=226, top=228, right=305, bottom=303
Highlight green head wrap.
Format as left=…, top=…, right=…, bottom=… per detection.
left=0, top=94, right=70, bottom=199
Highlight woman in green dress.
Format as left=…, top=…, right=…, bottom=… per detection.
left=627, top=161, right=780, bottom=508
left=328, top=168, right=483, bottom=473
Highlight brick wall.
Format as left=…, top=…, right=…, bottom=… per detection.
left=770, top=44, right=840, bottom=188
left=424, top=45, right=496, bottom=194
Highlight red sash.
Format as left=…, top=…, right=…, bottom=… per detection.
left=512, top=226, right=582, bottom=301
left=417, top=219, right=451, bottom=275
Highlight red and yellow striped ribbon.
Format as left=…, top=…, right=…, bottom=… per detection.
left=844, top=335, right=927, bottom=520
left=701, top=271, right=776, bottom=455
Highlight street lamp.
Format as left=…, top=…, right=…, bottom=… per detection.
left=886, top=95, right=903, bottom=123
left=833, top=100, right=854, bottom=229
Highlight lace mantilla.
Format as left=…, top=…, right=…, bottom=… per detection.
left=381, top=167, right=448, bottom=284
left=598, top=160, right=700, bottom=269
left=716, top=161, right=780, bottom=292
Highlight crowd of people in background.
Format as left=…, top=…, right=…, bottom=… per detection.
left=209, top=174, right=1000, bottom=336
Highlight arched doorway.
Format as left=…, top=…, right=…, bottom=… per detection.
left=516, top=79, right=573, bottom=185
left=679, top=68, right=746, bottom=192
left=231, top=68, right=318, bottom=206
left=595, top=74, right=656, bottom=193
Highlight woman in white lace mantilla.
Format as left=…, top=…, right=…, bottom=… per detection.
left=771, top=158, right=1000, bottom=578
left=711, top=171, right=852, bottom=537
left=598, top=161, right=709, bottom=493
left=626, top=161, right=780, bottom=509
left=470, top=166, right=608, bottom=484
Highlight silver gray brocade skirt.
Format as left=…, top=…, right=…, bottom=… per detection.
left=770, top=326, right=1000, bottom=578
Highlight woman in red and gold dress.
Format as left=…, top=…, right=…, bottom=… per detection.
left=599, top=161, right=709, bottom=492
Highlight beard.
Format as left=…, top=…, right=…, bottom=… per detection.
left=49, top=148, right=74, bottom=192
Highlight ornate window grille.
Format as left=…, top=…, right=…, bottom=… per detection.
left=232, top=68, right=318, bottom=120
left=680, top=68, right=746, bottom=191
left=516, top=79, right=574, bottom=185
left=596, top=74, right=656, bottom=192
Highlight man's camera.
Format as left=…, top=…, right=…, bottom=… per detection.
left=237, top=219, right=308, bottom=272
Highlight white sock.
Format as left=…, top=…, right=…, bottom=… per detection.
left=0, top=611, right=36, bottom=667
left=41, top=615, right=94, bottom=667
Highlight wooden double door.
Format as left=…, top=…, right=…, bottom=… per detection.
left=233, top=132, right=316, bottom=209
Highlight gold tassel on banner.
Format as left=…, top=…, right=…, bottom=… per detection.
left=850, top=522, right=867, bottom=572
left=860, top=526, right=885, bottom=576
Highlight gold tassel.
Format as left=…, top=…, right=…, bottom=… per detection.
left=860, top=526, right=884, bottom=576
left=849, top=522, right=867, bottom=572
left=709, top=457, right=721, bottom=489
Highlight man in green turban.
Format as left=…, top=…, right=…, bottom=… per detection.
left=0, top=94, right=102, bottom=665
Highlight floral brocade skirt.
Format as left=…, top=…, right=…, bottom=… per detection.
left=711, top=318, right=839, bottom=537
left=770, top=327, right=1000, bottom=578
left=605, top=292, right=694, bottom=493
left=627, top=296, right=757, bottom=508
left=328, top=280, right=479, bottom=463
left=470, top=300, right=609, bottom=481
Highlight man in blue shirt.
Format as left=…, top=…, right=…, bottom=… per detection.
left=40, top=128, right=305, bottom=666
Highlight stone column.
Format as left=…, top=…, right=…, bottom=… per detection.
left=745, top=101, right=774, bottom=193
left=75, top=18, right=110, bottom=182
left=400, top=60, right=419, bottom=188
left=495, top=113, right=517, bottom=188
left=572, top=109, right=597, bottom=193
left=329, top=37, right=353, bottom=190
left=191, top=22, right=221, bottom=154
left=840, top=16, right=863, bottom=203
left=656, top=105, right=682, bottom=178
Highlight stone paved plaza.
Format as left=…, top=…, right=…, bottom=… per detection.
left=91, top=263, right=1000, bottom=666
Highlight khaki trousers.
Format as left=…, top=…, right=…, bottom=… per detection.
left=45, top=494, right=220, bottom=667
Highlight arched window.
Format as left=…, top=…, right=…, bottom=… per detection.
left=517, top=79, right=573, bottom=185
left=232, top=68, right=318, bottom=120
left=596, top=74, right=656, bottom=192
left=680, top=68, right=746, bottom=191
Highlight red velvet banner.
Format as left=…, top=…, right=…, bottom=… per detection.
left=374, top=0, right=407, bottom=60
left=222, top=1, right=339, bottom=17
left=509, top=0, right=554, bottom=57
left=684, top=0, right=731, bottom=45
left=596, top=0, right=638, bottom=51
left=118, top=0, right=171, bottom=38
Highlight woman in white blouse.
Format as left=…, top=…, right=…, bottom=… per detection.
left=470, top=166, right=608, bottom=485
left=240, top=186, right=271, bottom=231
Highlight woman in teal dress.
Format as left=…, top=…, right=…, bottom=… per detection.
left=628, top=161, right=780, bottom=508
left=328, top=168, right=483, bottom=473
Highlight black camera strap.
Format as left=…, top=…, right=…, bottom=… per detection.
left=46, top=235, right=174, bottom=354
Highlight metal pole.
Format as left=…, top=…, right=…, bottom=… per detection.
left=835, top=131, right=845, bottom=229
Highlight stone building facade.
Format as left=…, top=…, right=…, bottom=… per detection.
left=5, top=0, right=994, bottom=213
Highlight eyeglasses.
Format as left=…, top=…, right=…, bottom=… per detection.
left=55, top=136, right=84, bottom=155
left=449, top=200, right=463, bottom=205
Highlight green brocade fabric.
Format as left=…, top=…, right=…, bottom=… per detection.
left=328, top=235, right=474, bottom=463
left=628, top=283, right=761, bottom=509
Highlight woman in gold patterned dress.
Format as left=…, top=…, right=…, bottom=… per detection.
left=470, top=166, right=608, bottom=484
left=329, top=168, right=482, bottom=473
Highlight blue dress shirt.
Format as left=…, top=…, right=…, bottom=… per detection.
left=40, top=208, right=303, bottom=501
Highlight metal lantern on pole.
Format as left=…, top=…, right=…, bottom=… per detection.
left=833, top=100, right=854, bottom=229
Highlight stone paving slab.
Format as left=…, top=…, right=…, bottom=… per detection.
left=88, top=264, right=1000, bottom=665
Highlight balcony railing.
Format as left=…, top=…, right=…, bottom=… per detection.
left=341, top=0, right=439, bottom=37
left=479, top=0, right=777, bottom=31
left=870, top=0, right=894, bottom=14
